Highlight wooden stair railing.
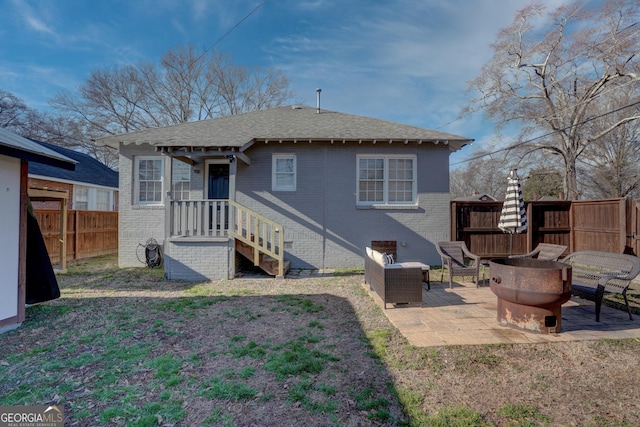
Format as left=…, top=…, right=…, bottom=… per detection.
left=228, top=200, right=287, bottom=278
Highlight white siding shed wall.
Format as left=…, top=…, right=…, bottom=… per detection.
left=0, top=155, right=20, bottom=323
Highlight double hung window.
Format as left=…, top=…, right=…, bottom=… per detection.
left=135, top=157, right=164, bottom=204
left=272, top=154, right=296, bottom=191
left=96, top=189, right=111, bottom=211
left=357, top=155, right=416, bottom=206
left=74, top=186, right=89, bottom=210
left=171, top=159, right=191, bottom=200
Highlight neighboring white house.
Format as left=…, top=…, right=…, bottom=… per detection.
left=0, top=128, right=75, bottom=332
left=99, top=106, right=473, bottom=281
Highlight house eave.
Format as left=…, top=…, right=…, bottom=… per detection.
left=252, top=137, right=473, bottom=151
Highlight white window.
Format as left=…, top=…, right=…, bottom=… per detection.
left=357, top=155, right=417, bottom=206
left=73, top=186, right=114, bottom=210
left=135, top=157, right=164, bottom=205
left=272, top=154, right=296, bottom=191
left=74, top=186, right=89, bottom=210
left=171, top=159, right=191, bottom=200
left=96, top=189, right=111, bottom=211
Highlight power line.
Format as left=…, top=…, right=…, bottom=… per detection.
left=451, top=100, right=640, bottom=166
left=188, top=1, right=267, bottom=67
left=210, top=1, right=267, bottom=50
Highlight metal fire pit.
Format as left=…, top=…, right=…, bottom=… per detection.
left=489, top=258, right=572, bottom=334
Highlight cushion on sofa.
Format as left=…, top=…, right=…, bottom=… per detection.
left=365, top=247, right=373, bottom=258
left=370, top=248, right=387, bottom=266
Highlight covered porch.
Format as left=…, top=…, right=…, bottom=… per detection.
left=161, top=148, right=287, bottom=279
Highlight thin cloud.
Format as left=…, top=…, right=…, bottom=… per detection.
left=10, top=0, right=58, bottom=38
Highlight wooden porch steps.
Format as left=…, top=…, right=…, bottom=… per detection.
left=235, top=239, right=290, bottom=277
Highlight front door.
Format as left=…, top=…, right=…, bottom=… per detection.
left=208, top=163, right=229, bottom=199
left=207, top=162, right=230, bottom=231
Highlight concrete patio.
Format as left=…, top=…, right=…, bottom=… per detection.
left=364, top=277, right=640, bottom=347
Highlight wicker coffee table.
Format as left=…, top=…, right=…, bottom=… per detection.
left=397, top=262, right=430, bottom=290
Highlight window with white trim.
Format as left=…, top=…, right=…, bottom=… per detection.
left=73, top=186, right=114, bottom=211
left=96, top=189, right=111, bottom=211
left=74, top=186, right=89, bottom=210
left=135, top=157, right=164, bottom=204
left=357, top=155, right=417, bottom=206
left=171, top=159, right=191, bottom=200
left=272, top=154, right=296, bottom=191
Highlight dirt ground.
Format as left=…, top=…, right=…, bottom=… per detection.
left=2, top=256, right=640, bottom=426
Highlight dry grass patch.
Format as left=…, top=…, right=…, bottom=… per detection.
left=1, top=254, right=640, bottom=426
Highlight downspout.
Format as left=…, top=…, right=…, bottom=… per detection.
left=322, top=146, right=327, bottom=269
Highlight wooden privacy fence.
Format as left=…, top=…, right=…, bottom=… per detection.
left=452, top=198, right=639, bottom=258
left=34, top=210, right=118, bottom=265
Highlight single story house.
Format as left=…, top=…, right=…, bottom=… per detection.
left=453, top=193, right=497, bottom=202
left=99, top=105, right=473, bottom=281
left=29, top=141, right=118, bottom=211
left=0, top=128, right=75, bottom=332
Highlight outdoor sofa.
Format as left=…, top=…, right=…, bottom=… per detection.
left=364, top=247, right=424, bottom=309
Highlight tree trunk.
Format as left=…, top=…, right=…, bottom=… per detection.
left=564, top=156, right=579, bottom=200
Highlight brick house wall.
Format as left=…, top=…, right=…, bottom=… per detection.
left=235, top=142, right=452, bottom=270
left=117, top=144, right=169, bottom=269
left=118, top=141, right=453, bottom=278
left=28, top=178, right=74, bottom=210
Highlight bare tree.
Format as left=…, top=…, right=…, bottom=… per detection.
left=450, top=149, right=509, bottom=199
left=579, top=89, right=640, bottom=198
left=466, top=0, right=640, bottom=200
left=207, top=52, right=294, bottom=117
left=51, top=65, right=166, bottom=135
left=51, top=44, right=295, bottom=138
left=1, top=89, right=119, bottom=168
left=1, top=90, right=30, bottom=132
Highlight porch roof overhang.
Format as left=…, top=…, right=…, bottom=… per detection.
left=155, top=143, right=253, bottom=165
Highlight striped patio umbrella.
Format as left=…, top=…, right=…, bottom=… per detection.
left=498, top=169, right=528, bottom=255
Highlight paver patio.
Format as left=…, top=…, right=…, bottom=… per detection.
left=364, top=278, right=640, bottom=347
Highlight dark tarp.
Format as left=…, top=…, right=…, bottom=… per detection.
left=26, top=209, right=60, bottom=304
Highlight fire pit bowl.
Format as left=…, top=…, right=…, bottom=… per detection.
left=489, top=258, right=572, bottom=334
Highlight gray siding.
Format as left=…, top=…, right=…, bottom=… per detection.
left=118, top=141, right=453, bottom=277
left=236, top=142, right=451, bottom=270
left=164, top=239, right=231, bottom=281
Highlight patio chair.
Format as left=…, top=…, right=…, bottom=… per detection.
left=436, top=241, right=481, bottom=288
left=509, top=243, right=567, bottom=261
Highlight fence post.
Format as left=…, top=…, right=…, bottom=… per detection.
left=526, top=202, right=533, bottom=253
left=74, top=210, right=80, bottom=261
left=60, top=200, right=68, bottom=272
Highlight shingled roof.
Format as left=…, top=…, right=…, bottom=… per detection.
left=97, top=105, right=473, bottom=152
left=28, top=141, right=118, bottom=189
left=0, top=127, right=75, bottom=170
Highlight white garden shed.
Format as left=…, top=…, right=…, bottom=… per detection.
left=0, top=128, right=75, bottom=333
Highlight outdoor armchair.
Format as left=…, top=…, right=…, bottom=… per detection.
left=509, top=243, right=568, bottom=261
left=436, top=241, right=481, bottom=288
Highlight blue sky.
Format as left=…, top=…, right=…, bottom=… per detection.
left=0, top=0, right=567, bottom=165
